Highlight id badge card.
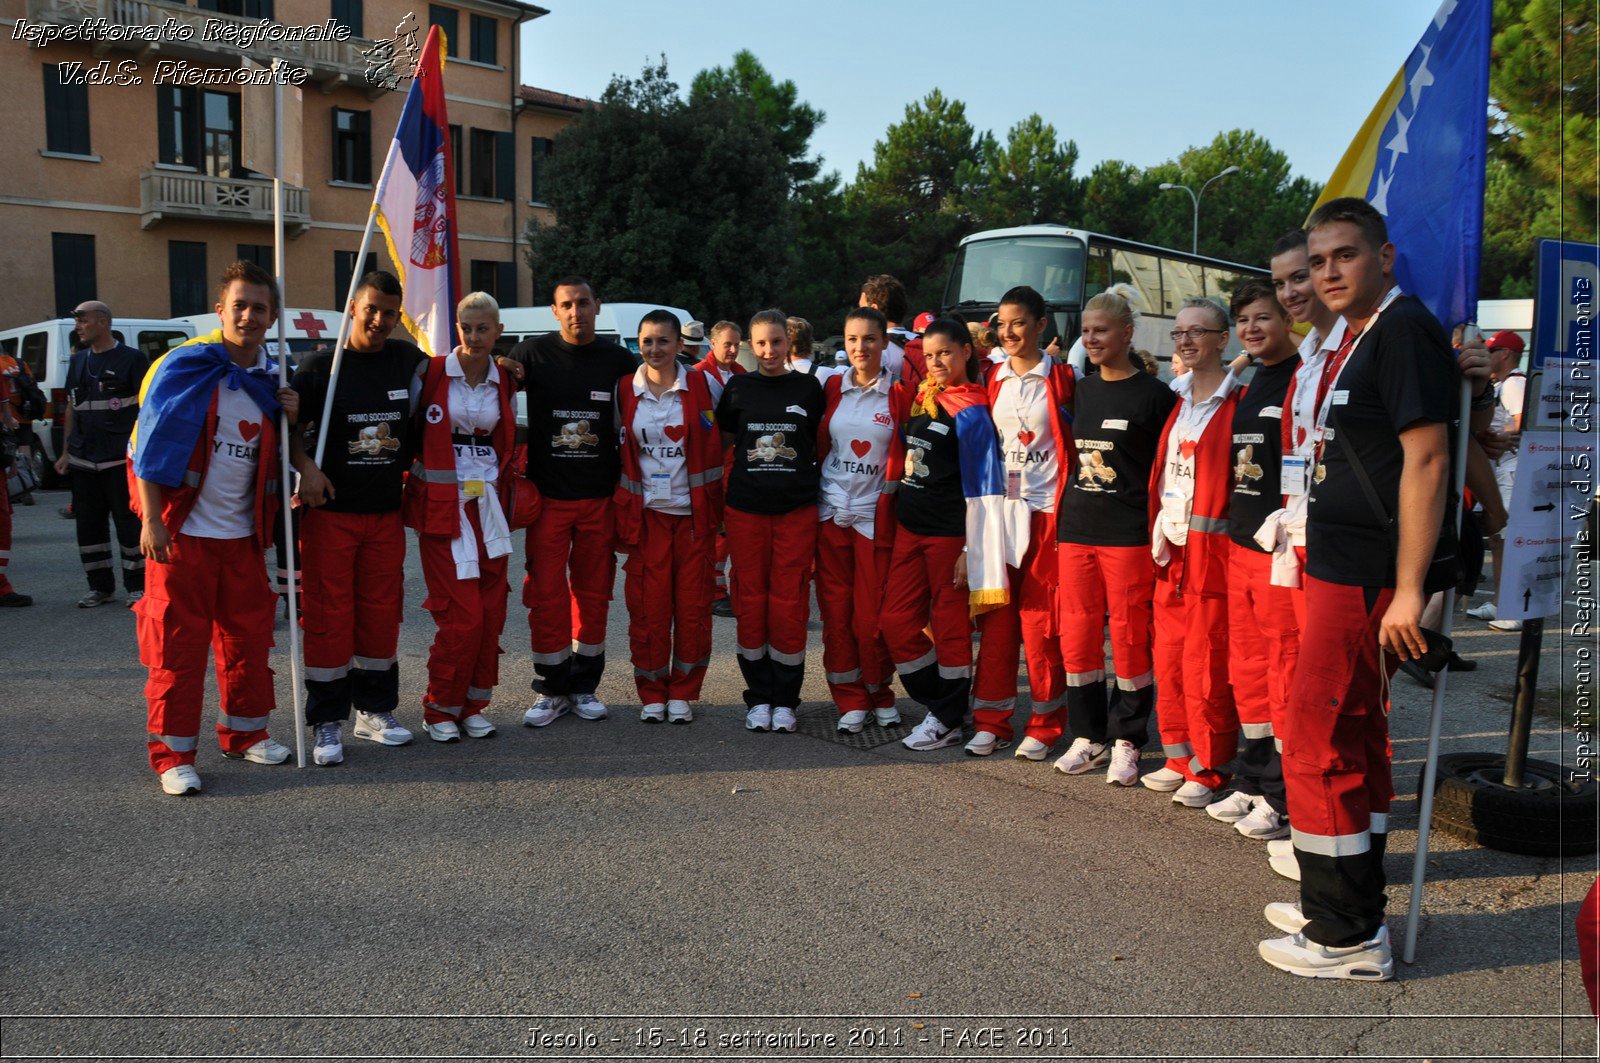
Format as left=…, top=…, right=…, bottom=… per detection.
left=1006, top=468, right=1022, bottom=501
left=646, top=471, right=671, bottom=503
left=1160, top=488, right=1191, bottom=525
left=463, top=479, right=485, bottom=498
left=1281, top=456, right=1308, bottom=496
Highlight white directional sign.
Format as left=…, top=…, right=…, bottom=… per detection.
left=1496, top=430, right=1595, bottom=620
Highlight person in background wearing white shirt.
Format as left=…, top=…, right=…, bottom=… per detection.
left=403, top=292, right=520, bottom=743
left=814, top=306, right=909, bottom=733
left=614, top=310, right=725, bottom=724
left=1467, top=330, right=1528, bottom=631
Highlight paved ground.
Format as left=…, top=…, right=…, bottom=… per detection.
left=1, top=488, right=1594, bottom=1062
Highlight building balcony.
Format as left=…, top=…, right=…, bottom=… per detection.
left=25, top=0, right=384, bottom=96
left=140, top=169, right=311, bottom=234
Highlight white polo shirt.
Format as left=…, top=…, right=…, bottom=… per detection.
left=1156, top=366, right=1240, bottom=546
left=1283, top=320, right=1346, bottom=546
left=991, top=353, right=1059, bottom=513
left=818, top=371, right=894, bottom=540
left=183, top=354, right=270, bottom=540
left=630, top=364, right=692, bottom=516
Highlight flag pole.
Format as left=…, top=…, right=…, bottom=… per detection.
left=270, top=57, right=308, bottom=769
left=314, top=207, right=380, bottom=468
left=1402, top=372, right=1476, bottom=963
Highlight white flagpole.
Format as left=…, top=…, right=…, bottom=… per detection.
left=270, top=58, right=308, bottom=769
left=1403, top=372, right=1476, bottom=963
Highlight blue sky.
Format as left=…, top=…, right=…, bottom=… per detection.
left=520, top=0, right=1449, bottom=186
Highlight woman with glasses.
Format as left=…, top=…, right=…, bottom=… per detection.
left=1145, top=297, right=1244, bottom=809
left=1052, top=285, right=1176, bottom=785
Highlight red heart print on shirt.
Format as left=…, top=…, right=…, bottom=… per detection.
left=1179, top=439, right=1197, bottom=460
left=1018, top=429, right=1036, bottom=447
left=663, top=424, right=686, bottom=443
left=239, top=421, right=261, bottom=442
left=850, top=439, right=871, bottom=458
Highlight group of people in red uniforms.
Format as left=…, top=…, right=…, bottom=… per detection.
left=127, top=197, right=1498, bottom=984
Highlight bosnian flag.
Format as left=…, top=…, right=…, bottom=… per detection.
left=373, top=25, right=459, bottom=356
left=1312, top=0, right=1491, bottom=332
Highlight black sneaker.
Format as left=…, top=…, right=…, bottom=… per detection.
left=0, top=591, right=33, bottom=607
left=711, top=597, right=734, bottom=618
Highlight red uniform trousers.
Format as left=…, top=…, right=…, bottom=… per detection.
left=1226, top=541, right=1301, bottom=811
left=814, top=519, right=895, bottom=716
left=137, top=533, right=278, bottom=774
left=1580, top=879, right=1600, bottom=1017
left=1284, top=575, right=1397, bottom=947
left=880, top=529, right=971, bottom=728
left=1152, top=544, right=1237, bottom=789
left=524, top=497, right=614, bottom=696
left=973, top=509, right=1066, bottom=742
left=713, top=528, right=731, bottom=601
left=299, top=508, right=405, bottom=725
left=418, top=503, right=509, bottom=723
left=725, top=505, right=816, bottom=709
left=0, top=487, right=15, bottom=595
left=1056, top=542, right=1157, bottom=746
left=622, top=508, right=714, bottom=704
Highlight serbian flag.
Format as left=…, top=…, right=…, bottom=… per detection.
left=1312, top=0, right=1491, bottom=332
left=373, top=25, right=459, bottom=356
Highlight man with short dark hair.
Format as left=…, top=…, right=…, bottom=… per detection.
left=859, top=274, right=915, bottom=385
left=290, top=270, right=427, bottom=764
left=1258, top=198, right=1458, bottom=981
left=500, top=277, right=636, bottom=726
left=54, top=300, right=150, bottom=607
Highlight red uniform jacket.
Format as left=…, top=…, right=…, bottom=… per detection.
left=1148, top=387, right=1240, bottom=596
left=982, top=354, right=1079, bottom=515
left=816, top=372, right=912, bottom=549
left=402, top=357, right=518, bottom=537
left=614, top=368, right=724, bottom=547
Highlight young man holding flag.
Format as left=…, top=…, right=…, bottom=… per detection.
left=130, top=261, right=300, bottom=796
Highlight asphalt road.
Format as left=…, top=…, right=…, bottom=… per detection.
left=1, top=488, right=1594, bottom=1062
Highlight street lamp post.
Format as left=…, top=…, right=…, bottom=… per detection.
left=1159, top=165, right=1241, bottom=254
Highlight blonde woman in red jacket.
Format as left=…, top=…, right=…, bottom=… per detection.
left=615, top=310, right=725, bottom=723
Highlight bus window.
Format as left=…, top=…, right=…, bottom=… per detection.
left=137, top=330, right=189, bottom=361
left=1084, top=247, right=1112, bottom=301
left=1161, top=259, right=1207, bottom=314
left=1206, top=267, right=1249, bottom=303
left=1110, top=249, right=1162, bottom=319
left=945, top=235, right=1087, bottom=310
left=19, top=331, right=49, bottom=380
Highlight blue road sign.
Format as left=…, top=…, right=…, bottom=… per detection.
left=1532, top=239, right=1599, bottom=368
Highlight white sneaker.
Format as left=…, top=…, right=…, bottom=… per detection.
left=1489, top=618, right=1523, bottom=632
left=1140, top=766, right=1185, bottom=792
left=1105, top=741, right=1141, bottom=786
left=77, top=589, right=116, bottom=608
left=1258, top=924, right=1394, bottom=981
left=425, top=720, right=461, bottom=743
left=964, top=730, right=1008, bottom=756
left=523, top=694, right=572, bottom=728
left=746, top=704, right=772, bottom=731
left=236, top=738, right=290, bottom=765
left=838, top=709, right=868, bottom=734
left=667, top=700, right=693, bottom=724
left=640, top=702, right=667, bottom=723
left=353, top=710, right=413, bottom=746
left=1268, top=850, right=1302, bottom=882
left=1466, top=601, right=1497, bottom=621
left=158, top=764, right=202, bottom=796
left=312, top=722, right=344, bottom=766
left=1172, top=780, right=1215, bottom=807
left=1205, top=791, right=1258, bottom=823
left=1014, top=736, right=1052, bottom=761
left=902, top=713, right=960, bottom=751
left=1236, top=801, right=1291, bottom=840
left=771, top=706, right=797, bottom=732
left=873, top=707, right=901, bottom=728
left=573, top=693, right=608, bottom=720
left=460, top=713, right=496, bottom=739
left=1267, top=838, right=1295, bottom=859
left=1053, top=737, right=1108, bottom=775
left=1264, top=900, right=1310, bottom=935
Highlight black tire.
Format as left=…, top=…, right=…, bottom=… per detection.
left=1419, top=753, right=1598, bottom=858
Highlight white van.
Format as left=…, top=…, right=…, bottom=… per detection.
left=0, top=316, right=196, bottom=481
left=602, top=303, right=694, bottom=355
left=497, top=306, right=625, bottom=352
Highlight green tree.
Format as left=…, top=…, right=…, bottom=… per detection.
left=1081, top=159, right=1157, bottom=239
left=523, top=59, right=791, bottom=321
left=964, top=114, right=1084, bottom=230
left=689, top=50, right=824, bottom=191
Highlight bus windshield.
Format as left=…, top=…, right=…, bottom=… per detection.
left=944, top=235, right=1086, bottom=309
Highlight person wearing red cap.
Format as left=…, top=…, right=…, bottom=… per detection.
left=1466, top=329, right=1527, bottom=631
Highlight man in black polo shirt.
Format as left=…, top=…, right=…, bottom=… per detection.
left=499, top=277, right=636, bottom=727
left=53, top=301, right=149, bottom=608
left=1258, top=197, right=1458, bottom=982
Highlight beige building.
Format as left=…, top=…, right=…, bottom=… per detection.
left=0, top=0, right=592, bottom=326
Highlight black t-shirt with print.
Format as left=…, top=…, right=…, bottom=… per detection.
left=1228, top=355, right=1299, bottom=551
left=715, top=370, right=824, bottom=515
left=506, top=332, right=637, bottom=500
left=1307, top=295, right=1459, bottom=591
left=1056, top=371, right=1178, bottom=547
left=292, top=340, right=426, bottom=514
left=896, top=403, right=966, bottom=538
